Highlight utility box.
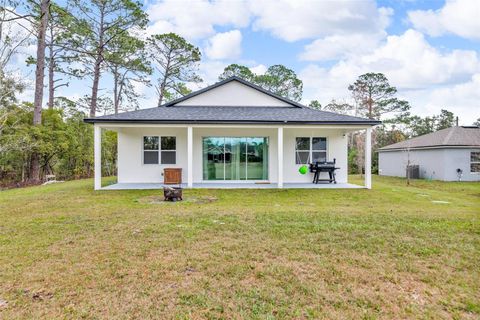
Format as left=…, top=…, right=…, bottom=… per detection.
left=406, top=165, right=420, bottom=179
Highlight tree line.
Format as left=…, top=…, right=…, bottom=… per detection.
left=1, top=0, right=478, bottom=187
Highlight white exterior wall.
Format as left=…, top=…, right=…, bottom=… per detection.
left=116, top=126, right=349, bottom=184
left=117, top=127, right=187, bottom=183
left=284, top=128, right=348, bottom=183
left=442, top=148, right=480, bottom=181
left=174, top=81, right=291, bottom=107
left=378, top=148, right=480, bottom=181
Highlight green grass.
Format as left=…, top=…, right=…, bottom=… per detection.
left=0, top=176, right=479, bottom=319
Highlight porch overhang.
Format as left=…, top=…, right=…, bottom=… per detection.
left=92, top=123, right=375, bottom=190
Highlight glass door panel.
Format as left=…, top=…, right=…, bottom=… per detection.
left=203, top=137, right=225, bottom=180
left=246, top=137, right=268, bottom=180
left=224, top=137, right=248, bottom=180
left=203, top=137, right=268, bottom=181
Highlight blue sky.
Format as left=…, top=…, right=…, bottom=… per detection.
left=12, top=0, right=480, bottom=124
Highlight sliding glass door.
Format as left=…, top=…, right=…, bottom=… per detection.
left=203, top=137, right=268, bottom=181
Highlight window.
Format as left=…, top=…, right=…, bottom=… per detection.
left=143, top=136, right=159, bottom=164
left=471, top=151, right=480, bottom=173
left=295, top=137, right=327, bottom=164
left=161, top=136, right=176, bottom=164
left=143, top=136, right=176, bottom=164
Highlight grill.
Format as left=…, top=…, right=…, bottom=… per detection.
left=309, top=159, right=339, bottom=184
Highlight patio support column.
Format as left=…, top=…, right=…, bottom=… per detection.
left=94, top=124, right=102, bottom=190
left=277, top=127, right=284, bottom=188
left=365, top=127, right=372, bottom=189
left=187, top=126, right=193, bottom=188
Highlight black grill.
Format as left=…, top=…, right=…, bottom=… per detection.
left=309, top=159, right=339, bottom=184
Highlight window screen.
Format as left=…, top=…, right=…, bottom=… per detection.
left=160, top=136, right=176, bottom=164
left=295, top=137, right=327, bottom=164
left=143, top=136, right=159, bottom=164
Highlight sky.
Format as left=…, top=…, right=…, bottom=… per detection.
left=11, top=0, right=480, bottom=124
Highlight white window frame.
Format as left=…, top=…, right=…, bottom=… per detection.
left=471, top=151, right=480, bottom=173
left=295, top=137, right=328, bottom=164
left=142, top=136, right=176, bottom=165
left=160, top=136, right=176, bottom=165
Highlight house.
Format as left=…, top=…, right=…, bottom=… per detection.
left=378, top=126, right=480, bottom=181
left=84, top=77, right=380, bottom=189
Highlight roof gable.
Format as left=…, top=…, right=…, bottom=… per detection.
left=167, top=77, right=301, bottom=108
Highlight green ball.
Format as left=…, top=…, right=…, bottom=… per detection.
left=298, top=165, right=308, bottom=175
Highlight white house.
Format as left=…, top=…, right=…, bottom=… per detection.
left=378, top=126, right=480, bottom=181
left=85, top=77, right=379, bottom=189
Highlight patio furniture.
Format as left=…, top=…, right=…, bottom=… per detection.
left=309, top=159, right=339, bottom=184
left=163, top=168, right=182, bottom=184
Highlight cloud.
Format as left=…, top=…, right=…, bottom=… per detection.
left=249, top=0, right=392, bottom=42
left=146, top=0, right=250, bottom=39
left=204, top=30, right=242, bottom=60
left=299, top=29, right=480, bottom=123
left=408, top=0, right=480, bottom=40
left=299, top=34, right=384, bottom=61
left=249, top=64, right=267, bottom=75
left=146, top=0, right=393, bottom=45
left=421, top=73, right=480, bottom=120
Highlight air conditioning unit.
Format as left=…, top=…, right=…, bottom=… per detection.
left=406, top=165, right=420, bottom=179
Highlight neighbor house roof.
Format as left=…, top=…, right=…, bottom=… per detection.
left=84, top=77, right=380, bottom=125
left=378, top=126, right=480, bottom=151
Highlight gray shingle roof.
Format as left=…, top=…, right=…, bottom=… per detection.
left=84, top=77, right=379, bottom=125
left=379, top=126, right=480, bottom=151
left=84, top=106, right=379, bottom=125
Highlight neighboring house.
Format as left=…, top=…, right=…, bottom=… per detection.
left=85, top=77, right=379, bottom=189
left=378, top=126, right=480, bottom=181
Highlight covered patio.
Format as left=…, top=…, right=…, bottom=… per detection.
left=86, top=76, right=379, bottom=191
left=93, top=123, right=373, bottom=190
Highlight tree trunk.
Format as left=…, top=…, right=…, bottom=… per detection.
left=367, top=91, right=373, bottom=119
left=33, top=0, right=49, bottom=124
left=31, top=0, right=50, bottom=183
left=30, top=153, right=41, bottom=183
left=157, top=78, right=166, bottom=107
left=157, top=55, right=171, bottom=107
left=89, top=7, right=105, bottom=118
left=113, top=66, right=119, bottom=114
left=90, top=54, right=103, bottom=117
left=48, top=41, right=54, bottom=109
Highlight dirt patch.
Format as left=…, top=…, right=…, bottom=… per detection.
left=25, top=289, right=54, bottom=301
left=137, top=195, right=218, bottom=205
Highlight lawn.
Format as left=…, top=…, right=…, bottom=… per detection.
left=0, top=176, right=479, bottom=319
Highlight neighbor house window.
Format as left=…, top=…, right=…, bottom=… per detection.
left=471, top=151, right=480, bottom=173
left=143, top=136, right=176, bottom=164
left=295, top=137, right=327, bottom=164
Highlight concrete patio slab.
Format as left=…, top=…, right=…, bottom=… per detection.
left=101, top=182, right=364, bottom=190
